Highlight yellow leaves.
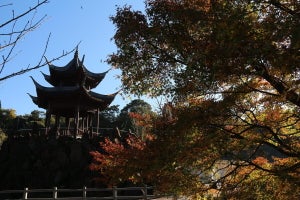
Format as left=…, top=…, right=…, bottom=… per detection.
left=272, top=157, right=299, bottom=170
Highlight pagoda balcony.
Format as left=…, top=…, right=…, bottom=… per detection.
left=7, top=127, right=124, bottom=140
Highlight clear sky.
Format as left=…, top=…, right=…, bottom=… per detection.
left=0, top=0, right=149, bottom=115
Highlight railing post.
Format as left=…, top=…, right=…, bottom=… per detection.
left=83, top=186, right=87, bottom=199
left=113, top=186, right=118, bottom=200
left=143, top=185, right=148, bottom=200
left=23, top=187, right=28, bottom=199
left=53, top=187, right=58, bottom=199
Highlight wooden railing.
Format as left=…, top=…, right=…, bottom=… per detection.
left=9, top=127, right=128, bottom=139
left=0, top=186, right=156, bottom=200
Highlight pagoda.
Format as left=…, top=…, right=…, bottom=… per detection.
left=29, top=49, right=117, bottom=138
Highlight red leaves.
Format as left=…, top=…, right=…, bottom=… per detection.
left=128, top=112, right=153, bottom=127
left=89, top=134, right=149, bottom=185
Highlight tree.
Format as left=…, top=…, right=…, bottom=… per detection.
left=0, top=108, right=16, bottom=130
left=29, top=110, right=44, bottom=121
left=97, top=105, right=120, bottom=128
left=21, top=110, right=45, bottom=129
left=87, top=105, right=119, bottom=138
left=0, top=0, right=76, bottom=82
left=116, top=99, right=154, bottom=137
left=91, top=0, right=300, bottom=198
left=0, top=128, right=7, bottom=149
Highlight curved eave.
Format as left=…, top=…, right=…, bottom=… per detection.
left=83, top=66, right=109, bottom=80
left=27, top=93, right=38, bottom=105
left=82, top=67, right=110, bottom=89
left=28, top=92, right=49, bottom=109
left=31, top=76, right=80, bottom=97
left=47, top=62, right=84, bottom=87
left=36, top=85, right=81, bottom=98
left=46, top=51, right=109, bottom=88
left=31, top=77, right=117, bottom=111
left=87, top=90, right=118, bottom=108
left=49, top=62, right=77, bottom=75
left=48, top=53, right=80, bottom=76
left=41, top=72, right=56, bottom=86
left=31, top=76, right=45, bottom=90
left=63, top=55, right=81, bottom=71
left=46, top=58, right=72, bottom=74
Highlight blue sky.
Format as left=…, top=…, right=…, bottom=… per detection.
left=0, top=0, right=152, bottom=115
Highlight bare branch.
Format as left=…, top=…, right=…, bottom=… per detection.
left=0, top=1, right=78, bottom=82
left=0, top=3, right=13, bottom=8
left=0, top=0, right=49, bottom=28
left=0, top=44, right=78, bottom=82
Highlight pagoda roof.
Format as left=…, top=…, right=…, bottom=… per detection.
left=29, top=77, right=117, bottom=117
left=44, top=50, right=109, bottom=89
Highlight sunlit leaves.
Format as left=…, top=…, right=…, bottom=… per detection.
left=103, top=0, right=300, bottom=198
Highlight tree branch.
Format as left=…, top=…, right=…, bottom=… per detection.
left=255, top=62, right=300, bottom=107
left=0, top=44, right=78, bottom=82
left=0, top=0, right=49, bottom=28
left=269, top=0, right=300, bottom=20
left=0, top=0, right=77, bottom=82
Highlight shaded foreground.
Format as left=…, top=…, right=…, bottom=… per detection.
left=0, top=134, right=113, bottom=190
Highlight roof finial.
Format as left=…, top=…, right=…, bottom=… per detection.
left=74, top=45, right=79, bottom=58
left=81, top=55, right=85, bottom=65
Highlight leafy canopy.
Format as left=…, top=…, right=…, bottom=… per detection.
left=91, top=0, right=300, bottom=198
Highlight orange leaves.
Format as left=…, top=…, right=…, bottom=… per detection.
left=125, top=135, right=146, bottom=150
left=89, top=138, right=126, bottom=172
left=252, top=156, right=269, bottom=166
left=89, top=134, right=150, bottom=185
left=128, top=112, right=153, bottom=128
left=272, top=157, right=300, bottom=172
left=89, top=108, right=158, bottom=185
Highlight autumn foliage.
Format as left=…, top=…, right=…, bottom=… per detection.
left=91, top=0, right=300, bottom=199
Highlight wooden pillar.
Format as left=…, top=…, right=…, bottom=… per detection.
left=83, top=186, right=87, bottom=198
left=88, top=113, right=93, bottom=138
left=53, top=187, right=58, bottom=199
left=82, top=117, right=85, bottom=133
left=143, top=185, right=148, bottom=200
left=55, top=115, right=60, bottom=137
left=45, top=110, right=48, bottom=128
left=45, top=109, right=51, bottom=135
left=66, top=117, right=70, bottom=136
left=23, top=187, right=29, bottom=199
left=85, top=116, right=88, bottom=133
left=89, top=113, right=93, bottom=132
left=96, top=108, right=100, bottom=134
left=89, top=113, right=93, bottom=127
left=113, top=186, right=117, bottom=200
left=74, top=105, right=80, bottom=139
left=85, top=115, right=88, bottom=133
left=86, top=116, right=89, bottom=133
left=83, top=115, right=87, bottom=133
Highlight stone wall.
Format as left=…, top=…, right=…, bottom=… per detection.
left=0, top=136, right=107, bottom=190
